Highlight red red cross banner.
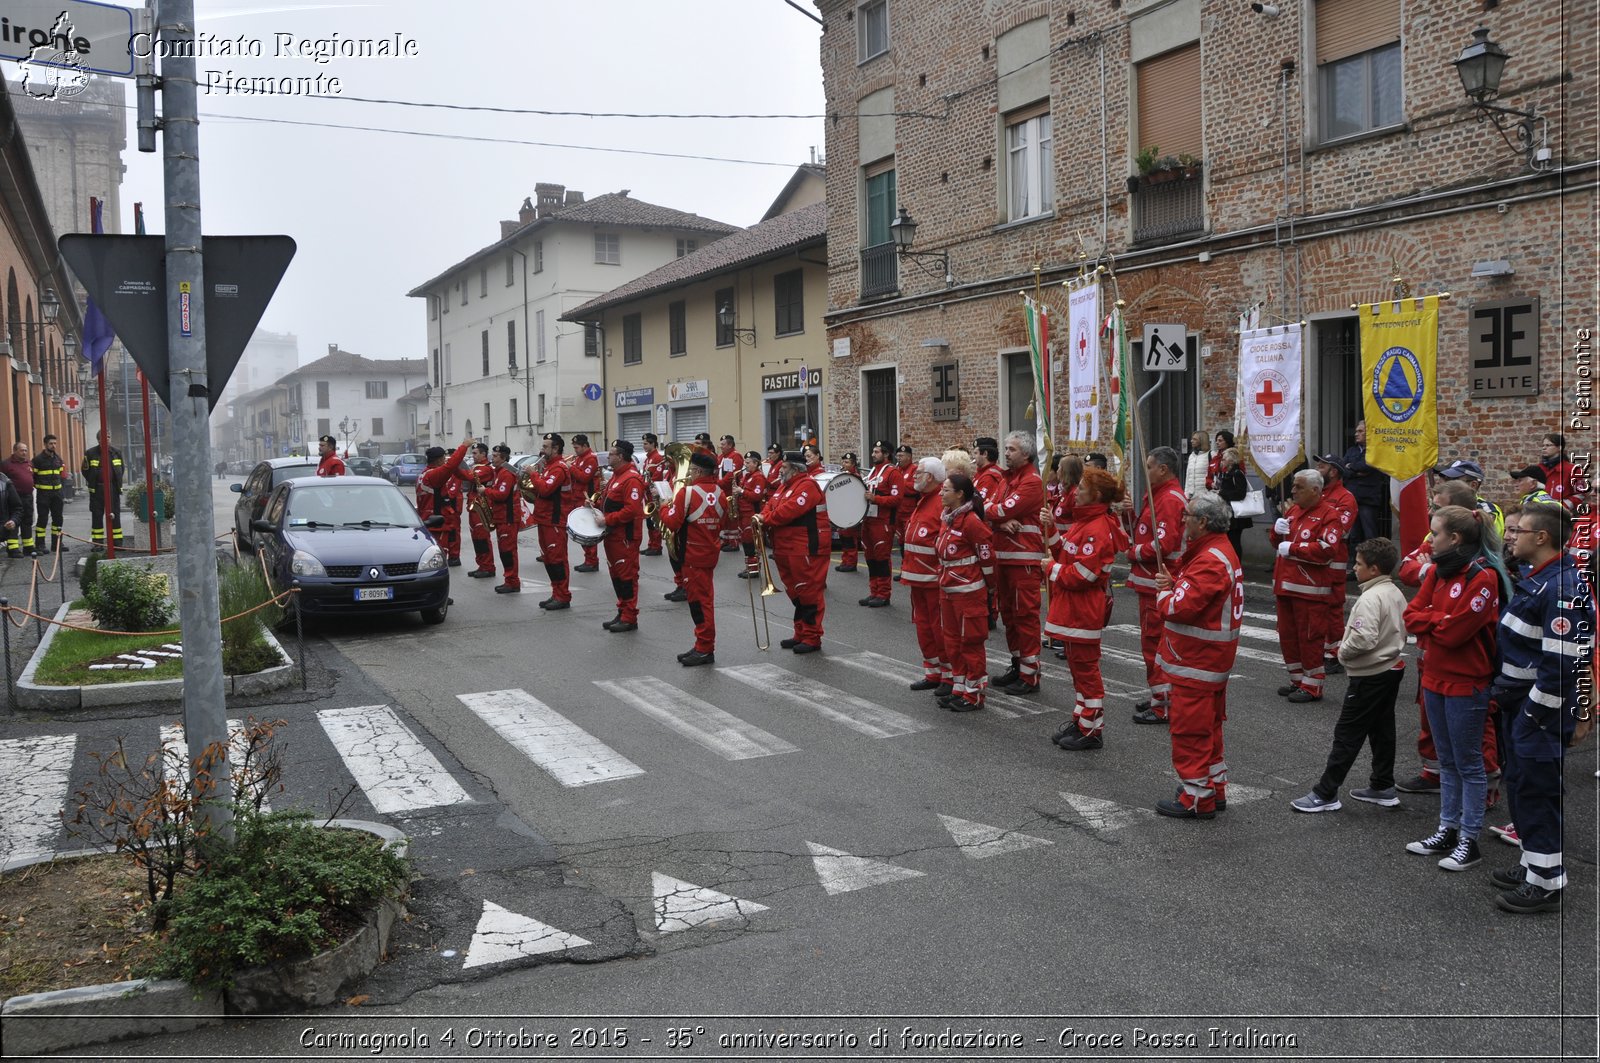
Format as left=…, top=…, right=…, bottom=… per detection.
left=1239, top=323, right=1303, bottom=486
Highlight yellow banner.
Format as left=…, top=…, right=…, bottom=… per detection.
left=1359, top=295, right=1439, bottom=481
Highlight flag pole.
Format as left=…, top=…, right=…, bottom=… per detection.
left=1101, top=253, right=1166, bottom=574
left=133, top=203, right=156, bottom=554
left=96, top=362, right=113, bottom=559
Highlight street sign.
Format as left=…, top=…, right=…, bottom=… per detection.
left=4, top=0, right=136, bottom=78
left=1141, top=323, right=1188, bottom=372
left=60, top=391, right=83, bottom=413
left=582, top=382, right=603, bottom=401
left=58, top=234, right=297, bottom=411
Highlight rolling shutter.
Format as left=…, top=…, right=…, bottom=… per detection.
left=615, top=411, right=650, bottom=453
left=1315, top=0, right=1401, bottom=66
left=1136, top=43, right=1202, bottom=158
left=670, top=405, right=708, bottom=445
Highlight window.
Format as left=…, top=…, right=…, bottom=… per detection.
left=446, top=409, right=452, bottom=435
left=507, top=320, right=517, bottom=369
left=365, top=381, right=389, bottom=399
left=584, top=322, right=601, bottom=358
left=317, top=418, right=330, bottom=437
left=714, top=286, right=735, bottom=347
left=865, top=165, right=896, bottom=244
left=857, top=0, right=888, bottom=62
left=861, top=160, right=898, bottom=298
left=510, top=397, right=519, bottom=425
left=1316, top=0, right=1402, bottom=142
left=536, top=309, right=547, bottom=363
left=481, top=330, right=490, bottom=376
left=441, top=288, right=449, bottom=314
left=537, top=393, right=546, bottom=425
left=1005, top=106, right=1053, bottom=220
left=533, top=240, right=544, bottom=273
left=774, top=269, right=804, bottom=336
left=622, top=313, right=642, bottom=365
left=595, top=232, right=620, bottom=265
left=316, top=381, right=330, bottom=408
left=371, top=417, right=384, bottom=437
left=505, top=254, right=515, bottom=286
left=479, top=268, right=487, bottom=297
left=669, top=300, right=687, bottom=356
left=1136, top=43, right=1202, bottom=166
left=444, top=342, right=452, bottom=384
left=459, top=280, right=466, bottom=306
left=483, top=403, right=491, bottom=433
left=432, top=348, right=440, bottom=387
left=676, top=238, right=697, bottom=257
left=429, top=295, right=438, bottom=320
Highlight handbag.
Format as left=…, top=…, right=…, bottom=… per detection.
left=1230, top=489, right=1266, bottom=518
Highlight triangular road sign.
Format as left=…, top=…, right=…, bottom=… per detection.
left=805, top=841, right=925, bottom=895
left=462, top=899, right=591, bottom=970
left=652, top=872, right=769, bottom=933
left=937, top=814, right=1053, bottom=859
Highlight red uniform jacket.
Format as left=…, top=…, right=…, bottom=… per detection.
left=1127, top=479, right=1187, bottom=593
left=892, top=464, right=919, bottom=529
left=1047, top=483, right=1079, bottom=560
left=1398, top=539, right=1435, bottom=587
left=528, top=456, right=572, bottom=528
left=982, top=463, right=1045, bottom=567
left=1404, top=557, right=1500, bottom=695
left=316, top=453, right=346, bottom=477
left=899, top=490, right=945, bottom=585
left=1044, top=502, right=1126, bottom=641
left=644, top=448, right=670, bottom=490
left=602, top=464, right=645, bottom=543
left=416, top=441, right=469, bottom=521
left=570, top=451, right=601, bottom=503
left=936, top=508, right=995, bottom=594
left=1271, top=498, right=1340, bottom=600
left=1155, top=531, right=1245, bottom=689
left=482, top=463, right=520, bottom=527
left=1542, top=457, right=1580, bottom=509
left=866, top=461, right=900, bottom=523
left=1322, top=482, right=1358, bottom=575
left=760, top=473, right=830, bottom=558
left=973, top=463, right=1005, bottom=507
left=733, top=468, right=769, bottom=525
left=661, top=479, right=724, bottom=568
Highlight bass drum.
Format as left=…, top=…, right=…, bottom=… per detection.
left=565, top=505, right=607, bottom=546
left=823, top=472, right=869, bottom=530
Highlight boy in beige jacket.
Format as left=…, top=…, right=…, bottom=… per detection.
left=1292, top=537, right=1409, bottom=812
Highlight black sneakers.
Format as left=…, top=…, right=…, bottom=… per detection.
left=680, top=649, right=715, bottom=667
left=1131, top=707, right=1168, bottom=725
left=1055, top=731, right=1102, bottom=751
left=991, top=664, right=1021, bottom=688
left=909, top=678, right=942, bottom=691
left=1497, top=881, right=1561, bottom=914
left=1438, top=836, right=1482, bottom=872
left=1396, top=774, right=1441, bottom=794
left=1489, top=864, right=1527, bottom=889
left=1405, top=826, right=1459, bottom=856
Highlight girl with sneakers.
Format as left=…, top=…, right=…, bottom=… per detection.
left=1402, top=506, right=1502, bottom=872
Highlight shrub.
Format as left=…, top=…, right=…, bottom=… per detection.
left=79, top=548, right=105, bottom=596
left=82, top=561, right=175, bottom=632
left=124, top=479, right=176, bottom=522
left=153, top=811, right=408, bottom=990
left=218, top=564, right=284, bottom=675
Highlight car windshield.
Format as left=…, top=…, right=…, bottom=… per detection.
left=287, top=485, right=419, bottom=528
left=398, top=454, right=423, bottom=464
left=269, top=463, right=318, bottom=486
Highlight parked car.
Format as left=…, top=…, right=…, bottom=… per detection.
left=229, top=456, right=319, bottom=552
left=345, top=457, right=377, bottom=477
left=248, top=476, right=450, bottom=625
left=387, top=453, right=427, bottom=485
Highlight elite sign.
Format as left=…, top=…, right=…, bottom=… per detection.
left=58, top=234, right=296, bottom=411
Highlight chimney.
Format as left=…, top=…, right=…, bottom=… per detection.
left=500, top=220, right=520, bottom=239
left=517, top=197, right=535, bottom=225
left=327, top=343, right=338, bottom=356
left=564, top=189, right=584, bottom=206
left=535, top=182, right=565, bottom=217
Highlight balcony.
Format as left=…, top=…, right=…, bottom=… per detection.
left=859, top=242, right=899, bottom=300
left=1130, top=167, right=1205, bottom=244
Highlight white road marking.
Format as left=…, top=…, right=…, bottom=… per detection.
left=720, top=664, right=931, bottom=739
left=1060, top=791, right=1154, bottom=832
left=987, top=648, right=1147, bottom=698
left=652, top=872, right=769, bottom=932
left=317, top=705, right=471, bottom=813
left=1225, top=783, right=1273, bottom=805
left=833, top=651, right=1052, bottom=720
left=1106, top=624, right=1288, bottom=666
left=462, top=900, right=591, bottom=969
left=457, top=689, right=644, bottom=787
left=806, top=841, right=925, bottom=895
left=160, top=719, right=272, bottom=810
left=594, top=677, right=798, bottom=761
left=0, top=734, right=75, bottom=862
left=937, top=814, right=1053, bottom=859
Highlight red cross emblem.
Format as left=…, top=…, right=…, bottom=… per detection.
left=61, top=393, right=83, bottom=414
left=1255, top=380, right=1284, bottom=417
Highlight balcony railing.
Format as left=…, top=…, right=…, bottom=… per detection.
left=859, top=242, right=899, bottom=300
left=1131, top=169, right=1205, bottom=244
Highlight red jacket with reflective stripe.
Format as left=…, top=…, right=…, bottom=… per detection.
left=660, top=479, right=724, bottom=568
left=899, top=490, right=945, bottom=584
left=417, top=441, right=469, bottom=521
left=1127, top=479, right=1187, bottom=593
left=1403, top=558, right=1501, bottom=695
left=528, top=456, right=572, bottom=527
left=1322, top=482, right=1358, bottom=572
left=973, top=463, right=1005, bottom=507
left=1156, top=532, right=1245, bottom=689
left=760, top=473, right=830, bottom=557
left=982, top=463, right=1045, bottom=566
left=1271, top=497, right=1340, bottom=600
left=936, top=508, right=994, bottom=593
left=601, top=464, right=646, bottom=543
left=1044, top=503, right=1125, bottom=642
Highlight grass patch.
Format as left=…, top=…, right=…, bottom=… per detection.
left=33, top=625, right=186, bottom=686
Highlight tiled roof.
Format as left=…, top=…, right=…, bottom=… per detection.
left=562, top=202, right=826, bottom=321
left=282, top=350, right=426, bottom=379
left=407, top=192, right=741, bottom=296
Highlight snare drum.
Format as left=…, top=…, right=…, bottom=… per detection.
left=823, top=472, right=870, bottom=530
left=565, top=505, right=607, bottom=546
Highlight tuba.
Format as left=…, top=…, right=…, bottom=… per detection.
left=654, top=442, right=698, bottom=557
left=517, top=453, right=548, bottom=505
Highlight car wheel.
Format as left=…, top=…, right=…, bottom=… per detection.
left=234, top=526, right=254, bottom=553
left=420, top=599, right=449, bottom=625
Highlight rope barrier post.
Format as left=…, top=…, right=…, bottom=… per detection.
left=1, top=599, right=14, bottom=714
left=57, top=548, right=67, bottom=611
left=293, top=580, right=306, bottom=690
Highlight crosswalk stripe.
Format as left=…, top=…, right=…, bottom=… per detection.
left=317, top=705, right=471, bottom=813
left=1106, top=624, right=1288, bottom=666
left=0, top=734, right=75, bottom=862
left=458, top=689, right=645, bottom=788
left=833, top=651, right=1037, bottom=720
left=720, top=663, right=932, bottom=739
left=594, top=677, right=798, bottom=760
left=160, top=720, right=272, bottom=810
left=984, top=649, right=1143, bottom=702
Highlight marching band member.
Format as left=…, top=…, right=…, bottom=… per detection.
left=417, top=437, right=471, bottom=567
left=1270, top=469, right=1340, bottom=702
left=734, top=450, right=769, bottom=579
left=483, top=445, right=522, bottom=594
left=760, top=449, right=831, bottom=654
left=462, top=442, right=496, bottom=578
left=569, top=434, right=603, bottom=573
left=1153, top=491, right=1245, bottom=819
left=693, top=432, right=716, bottom=459
left=660, top=451, right=725, bottom=666
left=974, top=437, right=1005, bottom=629
left=527, top=433, right=574, bottom=610
left=836, top=452, right=862, bottom=573
left=900, top=456, right=948, bottom=693
left=936, top=473, right=996, bottom=711
left=983, top=432, right=1046, bottom=695
left=1125, top=446, right=1188, bottom=722
left=600, top=439, right=646, bottom=632
left=717, top=435, right=742, bottom=552
left=764, top=443, right=785, bottom=492
left=860, top=440, right=902, bottom=606
left=1045, top=468, right=1129, bottom=749
left=892, top=444, right=918, bottom=546
left=642, top=433, right=669, bottom=556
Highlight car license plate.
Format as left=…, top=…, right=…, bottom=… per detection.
left=355, top=587, right=393, bottom=602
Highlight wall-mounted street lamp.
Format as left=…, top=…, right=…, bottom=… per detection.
left=40, top=287, right=61, bottom=324
left=717, top=303, right=757, bottom=346
left=889, top=208, right=954, bottom=286
left=1453, top=26, right=1553, bottom=171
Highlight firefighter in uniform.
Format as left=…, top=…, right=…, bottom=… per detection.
left=31, top=433, right=66, bottom=554
left=936, top=473, right=997, bottom=711
left=315, top=434, right=346, bottom=477
left=859, top=441, right=901, bottom=606
left=1153, top=490, right=1245, bottom=819
left=732, top=450, right=769, bottom=578
left=1046, top=468, right=1130, bottom=749
left=759, top=449, right=830, bottom=654
left=660, top=450, right=724, bottom=665
left=480, top=445, right=521, bottom=593
left=417, top=441, right=469, bottom=566
left=0, top=443, right=36, bottom=556
left=642, top=433, right=669, bottom=555
left=82, top=431, right=125, bottom=548
left=1271, top=469, right=1341, bottom=702
left=900, top=456, right=948, bottom=692
left=600, top=439, right=646, bottom=632
left=982, top=431, right=1046, bottom=695
left=1125, top=446, right=1188, bottom=722
left=568, top=434, right=603, bottom=572
left=1316, top=453, right=1359, bottom=669
left=528, top=433, right=574, bottom=609
left=462, top=443, right=497, bottom=577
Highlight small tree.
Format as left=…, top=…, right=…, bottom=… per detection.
left=82, top=561, right=175, bottom=631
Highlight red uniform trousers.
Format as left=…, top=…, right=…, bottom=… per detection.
left=1276, top=595, right=1329, bottom=697
left=436, top=506, right=462, bottom=562
left=995, top=566, right=1042, bottom=690
left=583, top=540, right=600, bottom=568
left=1136, top=592, right=1172, bottom=717
left=1323, top=586, right=1347, bottom=660
left=1167, top=681, right=1228, bottom=814
left=646, top=508, right=663, bottom=551
left=604, top=536, right=640, bottom=623
left=682, top=565, right=716, bottom=653
left=537, top=525, right=571, bottom=601
left=909, top=584, right=946, bottom=683
left=491, top=519, right=520, bottom=589
left=862, top=516, right=895, bottom=601
left=776, top=551, right=827, bottom=645
left=839, top=529, right=858, bottom=567
left=739, top=513, right=760, bottom=574
left=469, top=508, right=494, bottom=572
left=1065, top=641, right=1106, bottom=736
left=941, top=590, right=990, bottom=706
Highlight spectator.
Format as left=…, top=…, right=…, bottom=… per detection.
left=1508, top=464, right=1558, bottom=509
left=1183, top=431, right=1211, bottom=497
left=1290, top=537, right=1407, bottom=813
left=1342, top=421, right=1389, bottom=549
left=1214, top=448, right=1252, bottom=557
left=1537, top=433, right=1581, bottom=511
left=1209, top=430, right=1235, bottom=490
left=1435, top=460, right=1504, bottom=538
left=1085, top=452, right=1109, bottom=470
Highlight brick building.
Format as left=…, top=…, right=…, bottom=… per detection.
left=817, top=0, right=1596, bottom=505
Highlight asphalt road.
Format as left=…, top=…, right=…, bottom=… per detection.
left=5, top=481, right=1595, bottom=1061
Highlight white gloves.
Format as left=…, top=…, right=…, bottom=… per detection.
left=1274, top=517, right=1291, bottom=536
left=1277, top=541, right=1291, bottom=558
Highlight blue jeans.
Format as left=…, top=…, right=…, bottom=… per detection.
left=1422, top=688, right=1489, bottom=838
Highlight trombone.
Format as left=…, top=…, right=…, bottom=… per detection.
left=747, top=515, right=778, bottom=651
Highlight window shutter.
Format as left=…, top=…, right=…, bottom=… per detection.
left=1315, top=0, right=1401, bottom=66
left=1136, top=43, right=1202, bottom=158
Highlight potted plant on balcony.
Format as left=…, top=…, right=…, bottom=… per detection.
left=1129, top=147, right=1203, bottom=192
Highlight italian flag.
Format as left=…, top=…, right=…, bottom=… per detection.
left=1106, top=307, right=1132, bottom=459
left=1022, top=294, right=1051, bottom=453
